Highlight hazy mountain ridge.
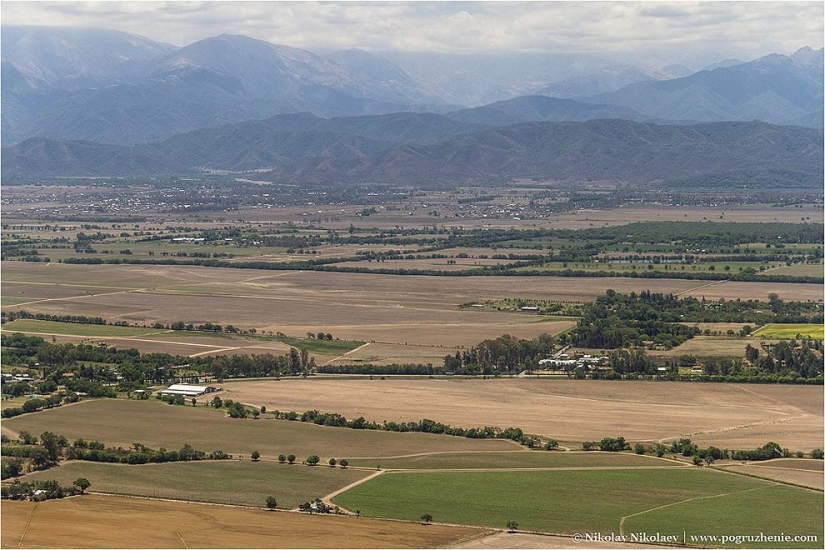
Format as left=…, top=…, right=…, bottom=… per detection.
left=2, top=25, right=821, bottom=149
left=1, top=28, right=451, bottom=145
left=445, top=96, right=648, bottom=126
left=4, top=118, right=820, bottom=190
left=590, top=47, right=824, bottom=128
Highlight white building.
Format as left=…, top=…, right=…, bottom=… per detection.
left=158, top=384, right=221, bottom=397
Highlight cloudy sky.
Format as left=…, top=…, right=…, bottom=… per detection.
left=3, top=1, right=823, bottom=67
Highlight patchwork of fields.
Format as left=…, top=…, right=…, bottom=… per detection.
left=3, top=262, right=822, bottom=365
left=2, top=205, right=823, bottom=549
left=333, top=468, right=823, bottom=548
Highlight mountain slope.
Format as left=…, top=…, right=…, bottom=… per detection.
left=1, top=30, right=450, bottom=145
left=315, top=120, right=823, bottom=185
left=445, top=96, right=646, bottom=126
left=591, top=48, right=824, bottom=128
left=4, top=119, right=820, bottom=190
left=1, top=25, right=176, bottom=89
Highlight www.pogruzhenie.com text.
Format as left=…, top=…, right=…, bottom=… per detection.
left=573, top=532, right=820, bottom=545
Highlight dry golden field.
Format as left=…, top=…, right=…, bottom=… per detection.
left=2, top=399, right=518, bottom=459
left=455, top=532, right=661, bottom=549
left=719, top=461, right=824, bottom=490
left=1, top=494, right=486, bottom=548
left=222, top=378, right=824, bottom=451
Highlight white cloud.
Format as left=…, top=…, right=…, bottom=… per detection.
left=1, top=1, right=821, bottom=65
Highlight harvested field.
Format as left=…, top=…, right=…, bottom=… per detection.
left=4, top=263, right=819, bottom=361
left=223, top=379, right=824, bottom=451
left=333, top=258, right=512, bottom=271
left=347, top=451, right=684, bottom=470
left=21, top=460, right=370, bottom=508
left=455, top=532, right=662, bottom=549
left=1, top=494, right=485, bottom=548
left=648, top=336, right=749, bottom=358
left=2, top=319, right=166, bottom=337
left=2, top=399, right=518, bottom=459
left=677, top=280, right=823, bottom=302
left=542, top=205, right=825, bottom=229
left=719, top=464, right=823, bottom=490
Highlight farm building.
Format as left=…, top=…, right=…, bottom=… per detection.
left=158, top=384, right=221, bottom=397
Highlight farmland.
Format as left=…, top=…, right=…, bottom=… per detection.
left=718, top=458, right=824, bottom=490
left=2, top=185, right=824, bottom=549
left=332, top=468, right=823, bottom=546
left=1, top=398, right=519, bottom=459
left=221, top=378, right=824, bottom=451
left=751, top=324, right=825, bottom=339
left=3, top=260, right=822, bottom=364
left=21, top=460, right=370, bottom=508
left=347, top=451, right=684, bottom=470
left=1, top=494, right=486, bottom=549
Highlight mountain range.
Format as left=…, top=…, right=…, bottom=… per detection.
left=2, top=25, right=823, bottom=148
left=4, top=112, right=821, bottom=190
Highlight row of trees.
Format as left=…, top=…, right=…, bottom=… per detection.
left=0, top=430, right=230, bottom=474
left=267, top=408, right=535, bottom=445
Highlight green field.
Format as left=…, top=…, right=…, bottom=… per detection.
left=761, top=263, right=824, bottom=279
left=348, top=451, right=683, bottom=470
left=2, top=399, right=516, bottom=459
left=624, top=484, right=824, bottom=548
left=0, top=297, right=34, bottom=306
left=275, top=335, right=365, bottom=354
left=751, top=324, right=824, bottom=340
left=333, top=468, right=821, bottom=546
left=21, top=459, right=368, bottom=508
left=1, top=319, right=166, bottom=337
left=0, top=396, right=29, bottom=410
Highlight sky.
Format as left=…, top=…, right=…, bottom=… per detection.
left=2, top=1, right=823, bottom=67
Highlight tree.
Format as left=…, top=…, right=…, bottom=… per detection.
left=506, top=520, right=519, bottom=532
left=278, top=454, right=287, bottom=464
left=212, top=396, right=223, bottom=409
left=338, top=459, right=349, bottom=468
left=251, top=450, right=261, bottom=462
left=191, top=398, right=197, bottom=407
left=40, top=431, right=61, bottom=462
left=544, top=440, right=559, bottom=451
left=634, top=443, right=646, bottom=455
left=260, top=406, right=267, bottom=414
left=420, top=513, right=433, bottom=525
left=328, top=457, right=337, bottom=467
left=307, top=455, right=320, bottom=466
left=266, top=495, right=277, bottom=510
left=655, top=444, right=666, bottom=458
left=287, top=454, right=296, bottom=464
left=73, top=478, right=91, bottom=494
left=2, top=458, right=23, bottom=479
left=252, top=410, right=260, bottom=419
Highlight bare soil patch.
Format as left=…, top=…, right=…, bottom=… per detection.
left=1, top=494, right=485, bottom=548
left=454, top=532, right=662, bottom=549
left=649, top=336, right=749, bottom=358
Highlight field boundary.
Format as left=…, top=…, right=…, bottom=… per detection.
left=618, top=486, right=769, bottom=536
